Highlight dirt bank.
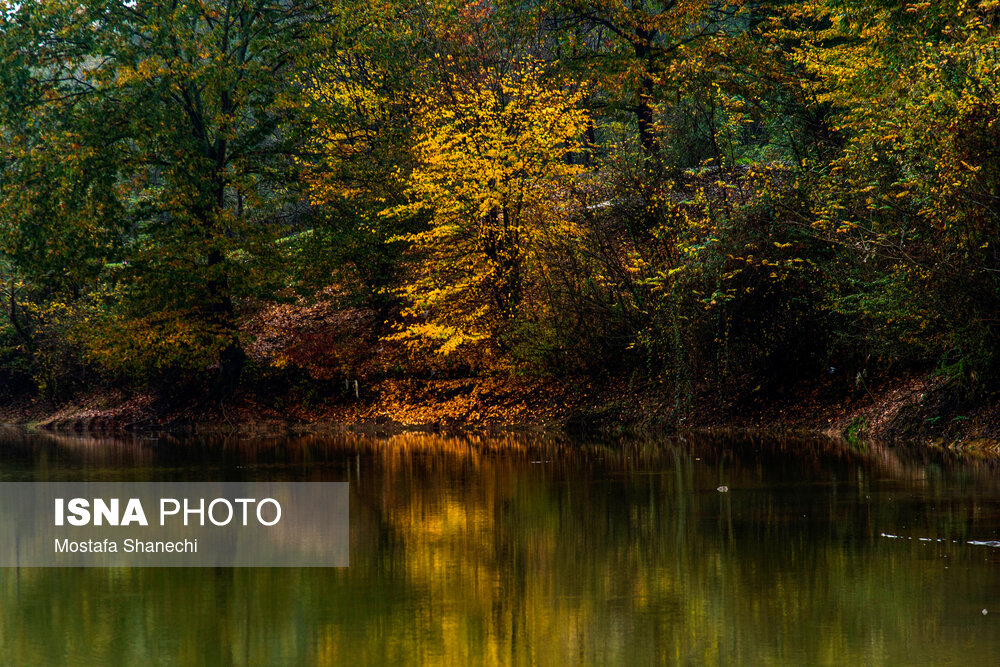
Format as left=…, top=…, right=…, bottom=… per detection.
left=5, top=300, right=1000, bottom=447
left=4, top=366, right=1000, bottom=451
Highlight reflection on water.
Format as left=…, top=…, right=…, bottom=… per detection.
left=1, top=427, right=999, bottom=665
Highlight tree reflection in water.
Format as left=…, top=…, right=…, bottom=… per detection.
left=1, top=427, right=999, bottom=665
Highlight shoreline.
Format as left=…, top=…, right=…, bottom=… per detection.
left=4, top=370, right=1000, bottom=450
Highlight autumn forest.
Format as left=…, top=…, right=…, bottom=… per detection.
left=1, top=0, right=999, bottom=432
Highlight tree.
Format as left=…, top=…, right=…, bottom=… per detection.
left=0, top=0, right=326, bottom=391
left=295, top=0, right=430, bottom=309
left=539, top=0, right=747, bottom=170
left=387, top=58, right=590, bottom=356
left=792, top=0, right=1000, bottom=376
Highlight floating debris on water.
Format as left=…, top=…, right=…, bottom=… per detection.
left=880, top=532, right=1000, bottom=548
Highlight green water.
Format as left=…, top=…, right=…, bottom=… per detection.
left=1, top=427, right=999, bottom=665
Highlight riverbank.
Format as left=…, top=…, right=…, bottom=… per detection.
left=4, top=299, right=1000, bottom=445
left=5, top=364, right=1000, bottom=449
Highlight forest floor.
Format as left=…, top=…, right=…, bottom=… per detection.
left=4, top=298, right=1000, bottom=449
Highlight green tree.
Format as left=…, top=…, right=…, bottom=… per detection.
left=0, top=0, right=327, bottom=391
left=295, top=0, right=429, bottom=310
left=539, top=0, right=748, bottom=170
left=793, top=0, right=1000, bottom=378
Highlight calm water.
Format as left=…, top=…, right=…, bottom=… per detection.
left=1, top=427, right=999, bottom=666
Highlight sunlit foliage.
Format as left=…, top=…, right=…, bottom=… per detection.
left=386, top=59, right=590, bottom=356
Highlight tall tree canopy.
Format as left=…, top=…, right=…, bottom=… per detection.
left=0, top=0, right=326, bottom=389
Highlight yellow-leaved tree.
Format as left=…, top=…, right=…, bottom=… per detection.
left=387, top=59, right=590, bottom=357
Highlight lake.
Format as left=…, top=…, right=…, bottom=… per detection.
left=1, top=427, right=999, bottom=665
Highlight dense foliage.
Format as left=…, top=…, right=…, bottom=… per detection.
left=2, top=0, right=999, bottom=409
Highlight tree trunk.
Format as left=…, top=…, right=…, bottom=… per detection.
left=212, top=338, right=247, bottom=398
left=205, top=138, right=245, bottom=397
left=633, top=33, right=661, bottom=173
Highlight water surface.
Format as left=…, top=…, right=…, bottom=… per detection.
left=1, top=427, right=999, bottom=665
